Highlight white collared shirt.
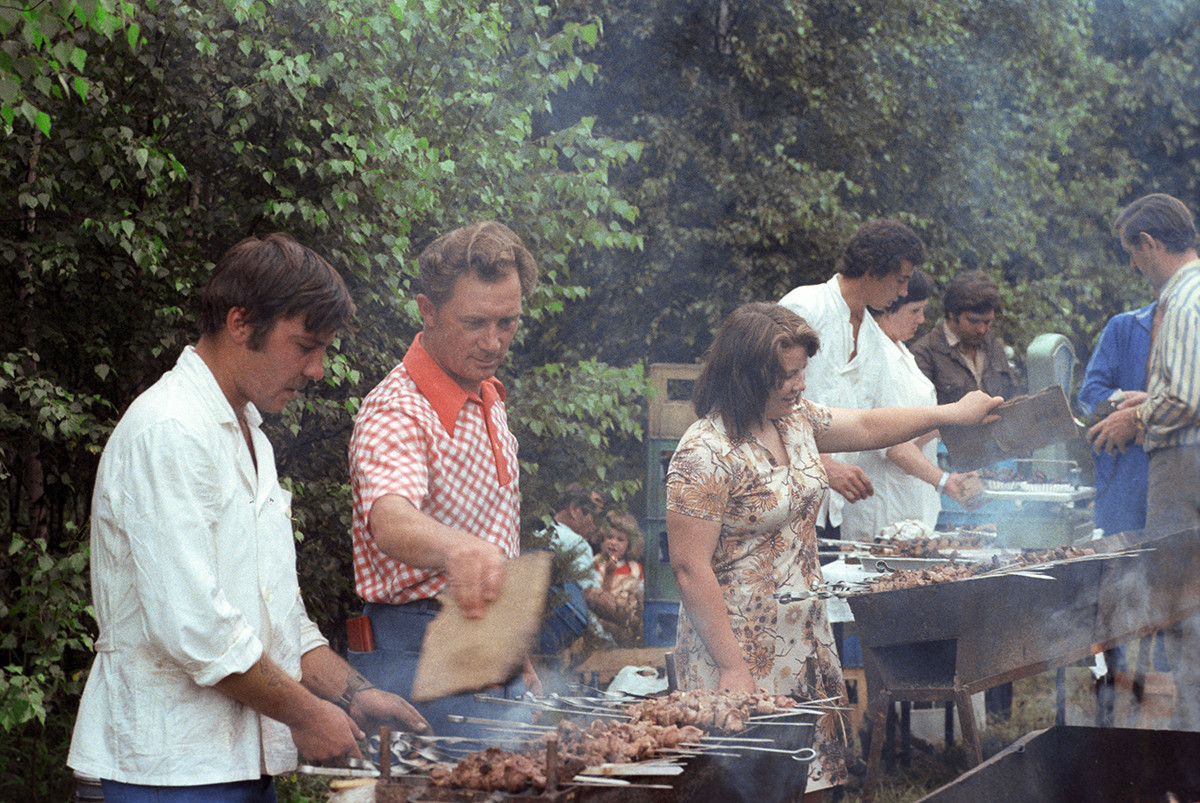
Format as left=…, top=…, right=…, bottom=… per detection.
left=840, top=339, right=941, bottom=539
left=780, top=274, right=892, bottom=526
left=68, top=347, right=328, bottom=785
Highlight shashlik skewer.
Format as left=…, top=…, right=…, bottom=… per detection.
left=569, top=777, right=676, bottom=789
left=471, top=692, right=628, bottom=718
left=445, top=714, right=554, bottom=730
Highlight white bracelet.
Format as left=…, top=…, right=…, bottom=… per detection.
left=935, top=472, right=950, bottom=494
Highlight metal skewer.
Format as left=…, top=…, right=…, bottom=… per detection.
left=569, top=777, right=676, bottom=789
left=552, top=691, right=644, bottom=706
left=746, top=714, right=819, bottom=724
left=473, top=693, right=628, bottom=718
left=687, top=735, right=778, bottom=744
left=579, top=758, right=685, bottom=776
left=409, top=733, right=501, bottom=744
left=296, top=764, right=379, bottom=778
left=746, top=704, right=830, bottom=719
left=691, top=742, right=819, bottom=759
left=446, top=714, right=554, bottom=730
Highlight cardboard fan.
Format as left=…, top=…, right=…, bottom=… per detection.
left=410, top=551, right=551, bottom=702
left=940, top=385, right=1081, bottom=472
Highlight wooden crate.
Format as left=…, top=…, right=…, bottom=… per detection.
left=572, top=646, right=670, bottom=686
left=648, top=363, right=701, bottom=438
left=843, top=666, right=869, bottom=736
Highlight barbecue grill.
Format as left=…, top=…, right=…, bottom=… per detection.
left=846, top=526, right=1200, bottom=800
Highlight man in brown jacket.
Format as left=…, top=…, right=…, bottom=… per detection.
left=911, top=270, right=1020, bottom=405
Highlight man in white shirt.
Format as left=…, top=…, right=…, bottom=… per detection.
left=68, top=234, right=427, bottom=802
left=779, top=218, right=925, bottom=537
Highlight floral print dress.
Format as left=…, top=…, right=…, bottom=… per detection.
left=665, top=399, right=850, bottom=790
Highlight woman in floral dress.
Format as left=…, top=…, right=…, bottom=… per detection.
left=666, top=302, right=1001, bottom=798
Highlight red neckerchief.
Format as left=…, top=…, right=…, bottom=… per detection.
left=403, top=333, right=512, bottom=485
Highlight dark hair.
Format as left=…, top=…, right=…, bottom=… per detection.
left=882, top=268, right=934, bottom=314
left=944, top=270, right=1002, bottom=317
left=693, top=302, right=820, bottom=439
left=555, top=487, right=594, bottom=515
left=839, top=218, right=926, bottom=279
left=418, top=221, right=539, bottom=306
left=1115, top=193, right=1199, bottom=254
left=200, top=233, right=354, bottom=348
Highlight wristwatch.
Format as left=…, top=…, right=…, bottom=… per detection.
left=336, top=674, right=374, bottom=713
left=1133, top=403, right=1148, bottom=435
left=935, top=472, right=950, bottom=495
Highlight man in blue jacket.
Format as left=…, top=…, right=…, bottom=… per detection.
left=1078, top=301, right=1157, bottom=536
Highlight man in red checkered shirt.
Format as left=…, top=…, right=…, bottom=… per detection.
left=347, top=222, right=541, bottom=736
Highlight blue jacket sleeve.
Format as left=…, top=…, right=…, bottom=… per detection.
left=1077, top=316, right=1125, bottom=416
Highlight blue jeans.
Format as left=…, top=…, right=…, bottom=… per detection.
left=537, top=581, right=588, bottom=655
left=101, top=777, right=274, bottom=802
left=347, top=601, right=529, bottom=742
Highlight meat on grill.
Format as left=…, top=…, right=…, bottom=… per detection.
left=623, top=688, right=797, bottom=733
left=869, top=545, right=1097, bottom=593
left=428, top=718, right=705, bottom=792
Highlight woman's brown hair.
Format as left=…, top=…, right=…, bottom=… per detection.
left=692, top=302, right=820, bottom=439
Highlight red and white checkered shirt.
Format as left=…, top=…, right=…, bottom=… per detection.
left=349, top=334, right=521, bottom=604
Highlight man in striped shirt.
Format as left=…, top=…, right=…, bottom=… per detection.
left=1089, top=193, right=1200, bottom=531
left=1088, top=192, right=1200, bottom=728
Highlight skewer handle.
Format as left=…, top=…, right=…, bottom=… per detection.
left=546, top=734, right=558, bottom=792
left=378, top=725, right=391, bottom=781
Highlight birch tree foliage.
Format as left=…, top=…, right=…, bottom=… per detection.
left=1, top=4, right=645, bottom=798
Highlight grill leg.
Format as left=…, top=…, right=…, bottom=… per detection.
left=883, top=702, right=897, bottom=773
left=1055, top=666, right=1067, bottom=727
left=955, top=689, right=982, bottom=766
left=1127, top=633, right=1155, bottom=727
left=861, top=693, right=891, bottom=803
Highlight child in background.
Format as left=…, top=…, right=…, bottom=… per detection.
left=592, top=511, right=645, bottom=646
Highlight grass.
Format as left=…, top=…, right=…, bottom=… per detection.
left=277, top=773, right=333, bottom=802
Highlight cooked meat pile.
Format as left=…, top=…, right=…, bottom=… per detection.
left=554, top=718, right=706, bottom=762
left=428, top=746, right=548, bottom=795
left=427, top=718, right=705, bottom=793
left=869, top=545, right=1097, bottom=593
left=623, top=688, right=797, bottom=733
left=867, top=533, right=992, bottom=558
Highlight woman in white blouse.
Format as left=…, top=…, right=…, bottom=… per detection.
left=841, top=270, right=979, bottom=539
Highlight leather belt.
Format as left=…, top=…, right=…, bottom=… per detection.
left=399, top=597, right=442, bottom=612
